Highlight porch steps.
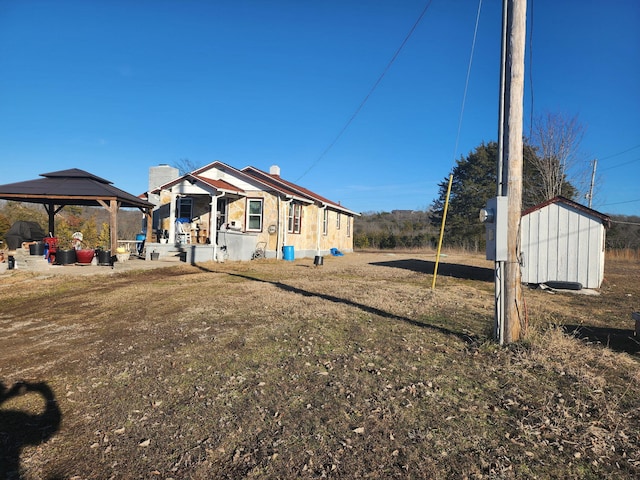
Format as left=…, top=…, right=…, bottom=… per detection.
left=145, top=244, right=185, bottom=263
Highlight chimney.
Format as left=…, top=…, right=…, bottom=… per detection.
left=269, top=165, right=281, bottom=176
left=149, top=164, right=179, bottom=192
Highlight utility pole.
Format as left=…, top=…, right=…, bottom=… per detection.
left=499, top=0, right=527, bottom=343
left=587, top=159, right=597, bottom=208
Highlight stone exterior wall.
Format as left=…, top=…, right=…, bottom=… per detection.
left=280, top=204, right=354, bottom=258
left=151, top=179, right=355, bottom=260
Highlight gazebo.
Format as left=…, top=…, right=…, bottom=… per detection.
left=0, top=169, right=153, bottom=253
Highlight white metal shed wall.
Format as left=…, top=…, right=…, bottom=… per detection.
left=520, top=202, right=606, bottom=288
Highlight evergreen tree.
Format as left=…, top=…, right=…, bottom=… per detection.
left=0, top=213, right=11, bottom=246
left=98, top=223, right=111, bottom=250
left=430, top=142, right=498, bottom=249
left=430, top=141, right=576, bottom=249
left=81, top=216, right=100, bottom=249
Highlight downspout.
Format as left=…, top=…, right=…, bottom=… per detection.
left=211, top=192, right=225, bottom=262
left=282, top=196, right=292, bottom=258
left=317, top=203, right=326, bottom=255
left=276, top=196, right=282, bottom=259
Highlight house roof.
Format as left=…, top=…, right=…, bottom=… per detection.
left=149, top=171, right=246, bottom=196
left=192, top=176, right=245, bottom=194
left=242, top=166, right=359, bottom=215
left=522, top=196, right=611, bottom=229
left=0, top=168, right=154, bottom=209
left=152, top=161, right=284, bottom=197
left=147, top=161, right=358, bottom=215
left=194, top=161, right=313, bottom=202
left=240, top=167, right=312, bottom=204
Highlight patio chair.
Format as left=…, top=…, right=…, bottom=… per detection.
left=175, top=219, right=192, bottom=244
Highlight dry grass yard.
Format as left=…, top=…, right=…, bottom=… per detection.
left=1, top=251, right=639, bottom=479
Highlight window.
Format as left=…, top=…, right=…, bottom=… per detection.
left=216, top=198, right=228, bottom=230
left=322, top=208, right=328, bottom=235
left=346, top=216, right=351, bottom=237
left=178, top=197, right=193, bottom=220
left=288, top=203, right=302, bottom=234
left=336, top=212, right=341, bottom=230
left=247, top=199, right=263, bottom=231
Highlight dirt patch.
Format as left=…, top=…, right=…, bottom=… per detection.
left=1, top=251, right=639, bottom=479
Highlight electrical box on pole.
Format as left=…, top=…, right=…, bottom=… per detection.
left=480, top=196, right=508, bottom=261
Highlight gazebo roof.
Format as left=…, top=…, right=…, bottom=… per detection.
left=0, top=168, right=153, bottom=209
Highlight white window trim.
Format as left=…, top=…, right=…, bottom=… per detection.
left=288, top=203, right=302, bottom=234
left=246, top=198, right=263, bottom=232
left=322, top=208, right=328, bottom=236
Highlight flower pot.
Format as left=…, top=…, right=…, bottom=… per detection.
left=96, top=249, right=112, bottom=266
left=56, top=249, right=77, bottom=265
left=29, top=242, right=45, bottom=256
left=76, top=249, right=95, bottom=264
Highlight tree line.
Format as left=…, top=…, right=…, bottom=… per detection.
left=0, top=201, right=142, bottom=250
left=353, top=210, right=439, bottom=250
left=355, top=110, right=639, bottom=253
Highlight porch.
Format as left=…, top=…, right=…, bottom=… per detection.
left=144, top=229, right=261, bottom=263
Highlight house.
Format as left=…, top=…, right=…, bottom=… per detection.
left=145, top=162, right=359, bottom=262
left=520, top=196, right=611, bottom=289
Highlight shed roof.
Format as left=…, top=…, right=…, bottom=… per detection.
left=522, top=196, right=611, bottom=229
left=0, top=168, right=153, bottom=209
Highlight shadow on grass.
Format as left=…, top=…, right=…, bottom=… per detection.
left=562, top=325, right=640, bottom=356
left=194, top=264, right=479, bottom=345
left=0, top=381, right=62, bottom=479
left=370, top=259, right=494, bottom=282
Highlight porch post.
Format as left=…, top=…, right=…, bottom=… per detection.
left=169, top=191, right=177, bottom=243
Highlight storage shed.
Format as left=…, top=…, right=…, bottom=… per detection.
left=520, top=196, right=611, bottom=289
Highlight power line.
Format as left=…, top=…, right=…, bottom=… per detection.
left=598, top=143, right=640, bottom=161
left=296, top=1, right=434, bottom=182
left=598, top=156, right=640, bottom=172
left=595, top=198, right=640, bottom=207
left=527, top=0, right=534, bottom=139
left=452, top=0, right=483, bottom=165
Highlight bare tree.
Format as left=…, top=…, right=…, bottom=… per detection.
left=527, top=112, right=586, bottom=202
left=173, top=158, right=202, bottom=176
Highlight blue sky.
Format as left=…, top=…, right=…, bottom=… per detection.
left=0, top=0, right=638, bottom=216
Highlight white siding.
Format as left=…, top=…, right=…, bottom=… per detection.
left=520, top=202, right=606, bottom=288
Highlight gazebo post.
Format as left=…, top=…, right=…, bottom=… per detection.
left=110, top=200, right=119, bottom=255
left=144, top=208, right=153, bottom=246
left=43, top=202, right=64, bottom=237
left=46, top=202, right=55, bottom=236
